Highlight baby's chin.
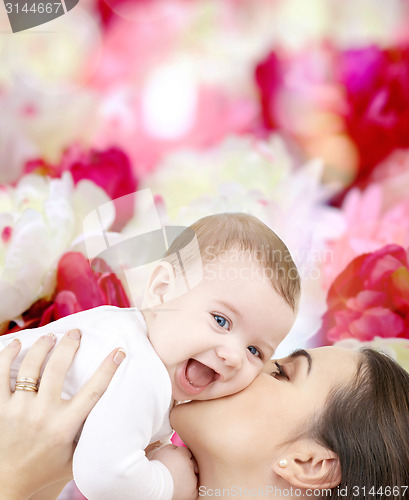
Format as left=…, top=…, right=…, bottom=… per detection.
left=171, top=389, right=212, bottom=403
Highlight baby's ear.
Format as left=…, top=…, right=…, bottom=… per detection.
left=143, top=261, right=176, bottom=307
left=271, top=439, right=341, bottom=491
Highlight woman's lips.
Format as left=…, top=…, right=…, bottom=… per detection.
left=177, top=359, right=218, bottom=395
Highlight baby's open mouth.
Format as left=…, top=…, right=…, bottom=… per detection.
left=178, top=359, right=218, bottom=395
left=186, top=359, right=216, bottom=387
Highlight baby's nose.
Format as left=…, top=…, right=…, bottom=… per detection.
left=216, top=344, right=243, bottom=370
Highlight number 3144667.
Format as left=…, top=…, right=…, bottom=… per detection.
left=5, top=3, right=62, bottom=14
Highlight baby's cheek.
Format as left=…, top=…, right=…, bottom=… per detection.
left=239, top=367, right=262, bottom=391
left=253, top=363, right=264, bottom=377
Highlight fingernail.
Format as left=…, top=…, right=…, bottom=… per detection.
left=9, top=338, right=21, bottom=348
left=42, top=333, right=56, bottom=343
left=68, top=329, right=81, bottom=340
left=113, top=348, right=126, bottom=365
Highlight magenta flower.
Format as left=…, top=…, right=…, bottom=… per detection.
left=339, top=45, right=409, bottom=183
left=25, top=146, right=138, bottom=230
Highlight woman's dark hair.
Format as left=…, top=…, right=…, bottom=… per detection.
left=313, top=347, right=409, bottom=500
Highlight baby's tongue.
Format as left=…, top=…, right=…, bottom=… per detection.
left=186, top=359, right=215, bottom=387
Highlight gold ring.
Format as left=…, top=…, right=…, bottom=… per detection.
left=16, top=377, right=39, bottom=385
left=15, top=376, right=39, bottom=392
left=15, top=384, right=38, bottom=392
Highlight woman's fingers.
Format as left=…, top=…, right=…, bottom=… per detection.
left=70, top=348, right=126, bottom=423
left=39, top=329, right=82, bottom=399
left=0, top=339, right=21, bottom=399
left=14, top=334, right=56, bottom=394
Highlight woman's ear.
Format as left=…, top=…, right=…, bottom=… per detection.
left=143, top=261, right=176, bottom=308
left=272, top=439, right=341, bottom=490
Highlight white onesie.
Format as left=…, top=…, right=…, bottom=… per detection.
left=0, top=306, right=174, bottom=500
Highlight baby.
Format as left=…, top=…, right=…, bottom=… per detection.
left=2, top=213, right=300, bottom=500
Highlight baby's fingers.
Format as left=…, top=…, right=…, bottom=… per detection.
left=0, top=339, right=21, bottom=399
left=176, top=446, right=193, bottom=459
left=69, top=348, right=126, bottom=424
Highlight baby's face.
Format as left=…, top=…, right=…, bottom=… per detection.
left=148, top=252, right=296, bottom=402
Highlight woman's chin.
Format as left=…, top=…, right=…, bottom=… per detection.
left=170, top=400, right=195, bottom=437
left=170, top=399, right=212, bottom=450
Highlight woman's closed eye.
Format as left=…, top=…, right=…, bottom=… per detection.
left=272, top=361, right=290, bottom=381
left=212, top=314, right=231, bottom=330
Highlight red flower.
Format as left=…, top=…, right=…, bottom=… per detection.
left=96, top=0, right=148, bottom=27
left=3, top=252, right=130, bottom=334
left=339, top=46, right=409, bottom=184
left=320, top=244, right=409, bottom=343
left=255, top=51, right=283, bottom=130
left=25, top=145, right=137, bottom=230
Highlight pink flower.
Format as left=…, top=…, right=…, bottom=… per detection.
left=3, top=252, right=130, bottom=334
left=367, top=148, right=409, bottom=211
left=339, top=45, right=409, bottom=184
left=320, top=245, right=409, bottom=343
left=322, top=184, right=409, bottom=289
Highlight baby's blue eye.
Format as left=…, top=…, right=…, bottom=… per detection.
left=213, top=314, right=230, bottom=330
left=248, top=346, right=262, bottom=358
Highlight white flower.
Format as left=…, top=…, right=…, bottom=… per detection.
left=0, top=172, right=110, bottom=328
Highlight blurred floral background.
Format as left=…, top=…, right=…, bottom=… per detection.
left=1, top=1, right=409, bottom=497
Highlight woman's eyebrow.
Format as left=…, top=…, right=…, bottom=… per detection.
left=289, top=349, right=312, bottom=374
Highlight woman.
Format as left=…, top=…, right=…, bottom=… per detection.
left=170, top=346, right=409, bottom=499
left=2, top=342, right=409, bottom=499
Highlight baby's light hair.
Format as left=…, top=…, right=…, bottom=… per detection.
left=164, top=213, right=301, bottom=312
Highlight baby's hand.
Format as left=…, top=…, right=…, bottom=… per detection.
left=150, top=444, right=198, bottom=500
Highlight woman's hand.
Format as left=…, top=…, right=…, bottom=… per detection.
left=0, top=329, right=126, bottom=500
